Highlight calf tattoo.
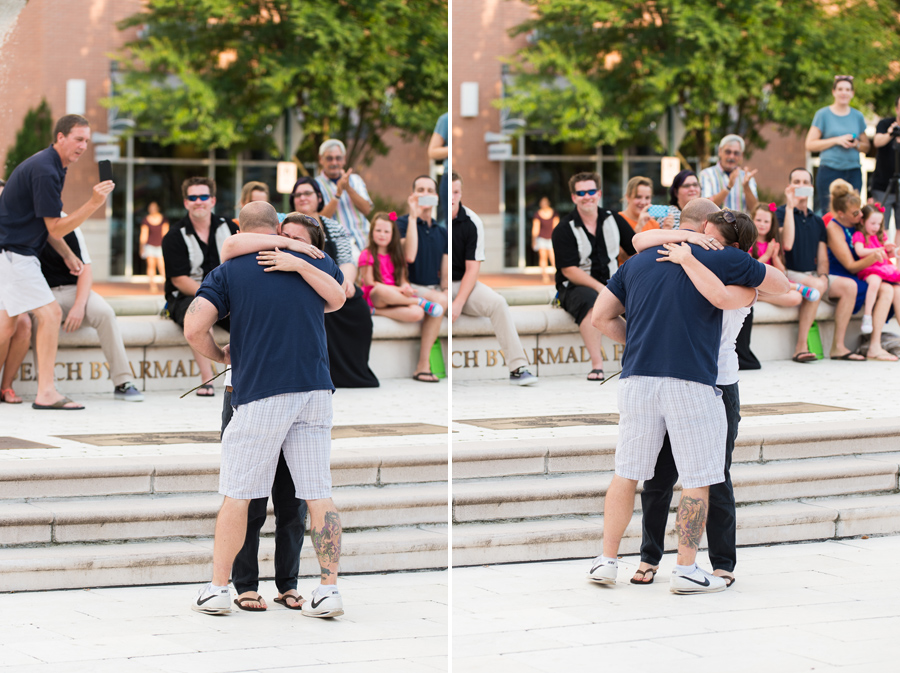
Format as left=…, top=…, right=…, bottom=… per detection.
left=675, top=496, right=707, bottom=551
left=311, top=510, right=342, bottom=581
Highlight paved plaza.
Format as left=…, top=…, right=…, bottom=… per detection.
left=0, top=571, right=447, bottom=672
left=453, top=537, right=900, bottom=672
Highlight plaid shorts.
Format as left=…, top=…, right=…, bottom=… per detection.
left=219, top=390, right=333, bottom=500
left=616, top=376, right=726, bottom=488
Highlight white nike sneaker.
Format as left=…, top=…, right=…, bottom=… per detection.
left=191, top=583, right=231, bottom=615
left=587, top=557, right=617, bottom=585
left=302, top=586, right=344, bottom=618
left=670, top=566, right=727, bottom=595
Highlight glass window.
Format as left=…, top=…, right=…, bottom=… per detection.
left=503, top=162, right=519, bottom=268
left=600, top=160, right=623, bottom=211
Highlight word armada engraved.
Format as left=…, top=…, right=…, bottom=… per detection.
left=451, top=344, right=625, bottom=369
left=18, top=359, right=208, bottom=382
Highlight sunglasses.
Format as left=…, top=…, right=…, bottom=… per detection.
left=293, top=190, right=317, bottom=198
left=186, top=194, right=212, bottom=202
left=834, top=75, right=854, bottom=83
left=574, top=189, right=598, bottom=197
left=722, top=209, right=739, bottom=235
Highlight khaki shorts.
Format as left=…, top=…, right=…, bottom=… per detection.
left=0, top=250, right=56, bottom=316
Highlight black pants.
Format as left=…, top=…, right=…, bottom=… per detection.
left=222, top=389, right=307, bottom=594
left=638, top=383, right=740, bottom=572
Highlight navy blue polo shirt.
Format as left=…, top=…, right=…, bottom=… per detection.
left=0, top=146, right=66, bottom=256
left=197, top=250, right=344, bottom=405
left=396, top=215, right=447, bottom=287
left=774, top=205, right=826, bottom=273
left=607, top=245, right=766, bottom=388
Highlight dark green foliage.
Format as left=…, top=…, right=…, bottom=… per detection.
left=503, top=0, right=900, bottom=165
left=5, top=98, right=53, bottom=179
left=107, top=0, right=448, bottom=165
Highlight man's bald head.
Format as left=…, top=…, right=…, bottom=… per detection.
left=679, top=198, right=721, bottom=232
left=238, top=201, right=279, bottom=233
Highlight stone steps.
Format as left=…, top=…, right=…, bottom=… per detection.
left=451, top=420, right=900, bottom=565
left=0, top=447, right=448, bottom=591
left=451, top=495, right=900, bottom=567
left=452, top=456, right=899, bottom=524
left=451, top=419, right=900, bottom=479
left=0, top=448, right=447, bottom=500
left=0, top=525, right=448, bottom=592
left=1, top=483, right=448, bottom=547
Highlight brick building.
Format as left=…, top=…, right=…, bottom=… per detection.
left=0, top=0, right=436, bottom=280
left=452, top=0, right=831, bottom=274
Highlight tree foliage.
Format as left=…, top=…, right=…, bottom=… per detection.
left=4, top=98, right=53, bottom=179
left=107, top=0, right=448, bottom=165
left=503, top=0, right=900, bottom=166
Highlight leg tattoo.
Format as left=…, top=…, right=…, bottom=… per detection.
left=675, top=496, right=707, bottom=551
left=310, top=510, right=342, bottom=582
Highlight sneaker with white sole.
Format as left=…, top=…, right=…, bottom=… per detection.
left=191, top=583, right=231, bottom=615
left=114, top=382, right=144, bottom=402
left=509, top=367, right=538, bottom=386
left=301, top=586, right=344, bottom=618
left=669, top=566, right=727, bottom=595
left=587, top=557, right=617, bottom=584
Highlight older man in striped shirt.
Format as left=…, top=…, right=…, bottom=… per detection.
left=699, top=134, right=759, bottom=213
left=315, top=139, right=373, bottom=257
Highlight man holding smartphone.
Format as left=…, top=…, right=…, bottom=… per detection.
left=0, top=114, right=114, bottom=409
left=396, top=175, right=448, bottom=383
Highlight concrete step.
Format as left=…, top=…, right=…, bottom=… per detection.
left=0, top=447, right=448, bottom=500
left=452, top=456, right=899, bottom=524
left=0, top=482, right=448, bottom=547
left=451, top=419, right=900, bottom=479
left=0, top=525, right=448, bottom=592
left=451, top=493, right=900, bottom=566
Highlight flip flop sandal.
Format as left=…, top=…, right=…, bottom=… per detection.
left=412, top=372, right=439, bottom=383
left=273, top=593, right=304, bottom=610
left=233, top=595, right=267, bottom=612
left=0, top=388, right=22, bottom=404
left=196, top=384, right=216, bottom=397
left=31, top=396, right=84, bottom=410
left=587, top=369, right=605, bottom=382
left=792, top=351, right=817, bottom=363
left=721, top=575, right=736, bottom=588
left=630, top=567, right=658, bottom=585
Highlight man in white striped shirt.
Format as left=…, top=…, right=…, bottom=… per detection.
left=315, top=139, right=373, bottom=257
left=699, top=135, right=759, bottom=213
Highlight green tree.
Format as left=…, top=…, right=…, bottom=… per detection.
left=4, top=98, right=53, bottom=179
left=107, top=0, right=447, bottom=166
left=502, top=0, right=900, bottom=166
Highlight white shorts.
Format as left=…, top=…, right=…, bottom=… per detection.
left=616, top=376, right=726, bottom=488
left=142, top=244, right=163, bottom=259
left=219, top=390, right=333, bottom=500
left=533, top=237, right=553, bottom=251
left=0, top=250, right=55, bottom=316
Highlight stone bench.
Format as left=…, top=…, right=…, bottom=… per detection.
left=10, top=307, right=448, bottom=395
left=452, top=286, right=894, bottom=380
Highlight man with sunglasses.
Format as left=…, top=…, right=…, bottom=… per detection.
left=552, top=172, right=636, bottom=381
left=162, top=177, right=238, bottom=395
left=699, top=135, right=759, bottom=213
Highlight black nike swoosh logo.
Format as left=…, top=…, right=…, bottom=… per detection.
left=679, top=575, right=710, bottom=587
left=197, top=593, right=224, bottom=605
left=311, top=595, right=331, bottom=609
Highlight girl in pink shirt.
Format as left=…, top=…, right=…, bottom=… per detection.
left=358, top=212, right=443, bottom=321
left=750, top=203, right=819, bottom=306
left=852, top=203, right=900, bottom=334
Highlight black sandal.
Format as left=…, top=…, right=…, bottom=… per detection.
left=587, top=369, right=605, bottom=382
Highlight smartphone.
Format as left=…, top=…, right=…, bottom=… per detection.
left=646, top=204, right=669, bottom=220
left=794, top=186, right=814, bottom=198
left=98, top=160, right=113, bottom=183
left=418, top=195, right=439, bottom=207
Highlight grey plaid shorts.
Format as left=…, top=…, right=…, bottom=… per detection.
left=616, top=376, right=726, bottom=488
left=219, top=390, right=333, bottom=500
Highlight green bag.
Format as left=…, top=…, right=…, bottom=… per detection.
left=807, top=320, right=824, bottom=360
left=429, top=340, right=446, bottom=379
